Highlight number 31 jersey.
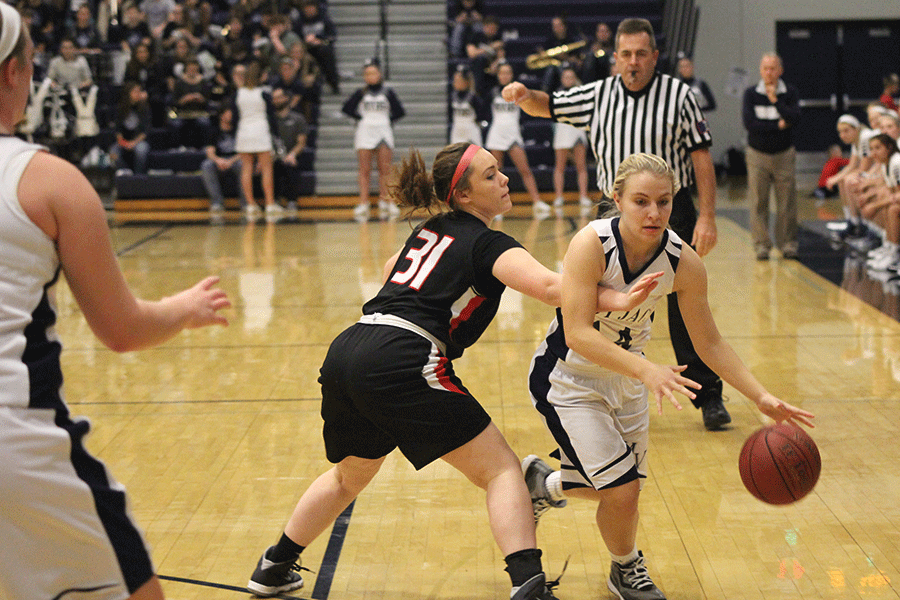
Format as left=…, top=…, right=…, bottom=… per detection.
left=363, top=211, right=521, bottom=359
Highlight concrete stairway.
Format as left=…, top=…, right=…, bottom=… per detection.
left=313, top=0, right=448, bottom=196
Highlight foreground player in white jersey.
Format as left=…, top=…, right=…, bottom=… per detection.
left=523, top=154, right=814, bottom=600
left=0, top=6, right=231, bottom=600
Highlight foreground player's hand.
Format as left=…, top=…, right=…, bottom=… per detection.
left=757, top=393, right=815, bottom=428
left=176, top=275, right=231, bottom=329
left=642, top=364, right=700, bottom=415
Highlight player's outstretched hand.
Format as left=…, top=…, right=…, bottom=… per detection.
left=642, top=364, right=700, bottom=415
left=595, top=272, right=662, bottom=313
left=175, top=275, right=231, bottom=329
left=623, top=271, right=663, bottom=310
left=757, top=393, right=815, bottom=429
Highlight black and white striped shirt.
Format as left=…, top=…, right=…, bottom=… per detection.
left=550, top=72, right=711, bottom=194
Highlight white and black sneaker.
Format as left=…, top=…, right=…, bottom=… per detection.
left=522, top=455, right=566, bottom=525
left=607, top=551, right=666, bottom=600
left=247, top=546, right=308, bottom=597
left=510, top=573, right=561, bottom=600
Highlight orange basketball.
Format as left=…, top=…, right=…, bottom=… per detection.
left=738, top=424, right=820, bottom=505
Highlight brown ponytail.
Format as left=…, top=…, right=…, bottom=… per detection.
left=391, top=142, right=474, bottom=215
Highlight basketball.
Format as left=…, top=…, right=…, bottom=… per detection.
left=738, top=424, right=821, bottom=505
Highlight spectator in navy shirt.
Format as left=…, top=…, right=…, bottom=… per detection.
left=742, top=53, right=801, bottom=260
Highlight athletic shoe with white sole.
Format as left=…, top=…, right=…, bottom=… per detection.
left=522, top=455, right=566, bottom=525
left=247, top=546, right=308, bottom=597
left=607, top=551, right=666, bottom=600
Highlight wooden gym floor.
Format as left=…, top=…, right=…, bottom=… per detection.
left=55, top=188, right=900, bottom=600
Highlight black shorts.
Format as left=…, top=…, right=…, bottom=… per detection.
left=318, top=322, right=492, bottom=470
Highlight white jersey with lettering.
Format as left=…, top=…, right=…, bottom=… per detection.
left=353, top=87, right=395, bottom=149
left=540, top=217, right=683, bottom=375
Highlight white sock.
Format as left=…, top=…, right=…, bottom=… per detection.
left=611, top=548, right=639, bottom=565
left=545, top=470, right=565, bottom=502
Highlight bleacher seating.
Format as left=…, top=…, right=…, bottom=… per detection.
left=113, top=126, right=318, bottom=203
left=114, top=139, right=317, bottom=200
left=484, top=0, right=662, bottom=44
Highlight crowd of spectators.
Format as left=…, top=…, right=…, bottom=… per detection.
left=827, top=93, right=900, bottom=281
left=445, top=2, right=900, bottom=285
left=445, top=1, right=621, bottom=215
left=447, top=2, right=616, bottom=98
left=11, top=0, right=335, bottom=210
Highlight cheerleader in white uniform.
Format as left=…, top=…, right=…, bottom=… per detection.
left=342, top=59, right=406, bottom=220
left=552, top=64, right=592, bottom=210
left=485, top=61, right=549, bottom=217
left=449, top=65, right=484, bottom=145
left=234, top=62, right=278, bottom=219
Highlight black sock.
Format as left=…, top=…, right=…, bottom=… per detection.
left=268, top=533, right=305, bottom=563
left=504, top=548, right=543, bottom=587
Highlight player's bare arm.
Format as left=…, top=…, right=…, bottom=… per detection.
left=562, top=227, right=695, bottom=412
left=674, top=247, right=814, bottom=427
left=20, top=152, right=230, bottom=352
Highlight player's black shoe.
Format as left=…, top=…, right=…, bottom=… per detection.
left=247, top=546, right=308, bottom=597
left=698, top=380, right=730, bottom=431
left=510, top=572, right=562, bottom=600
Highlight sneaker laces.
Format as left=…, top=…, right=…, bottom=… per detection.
left=266, top=556, right=314, bottom=579
left=289, top=563, right=314, bottom=576
left=533, top=497, right=554, bottom=521
left=621, top=556, right=655, bottom=591
left=541, top=558, right=568, bottom=599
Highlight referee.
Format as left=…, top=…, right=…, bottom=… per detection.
left=502, top=17, right=731, bottom=431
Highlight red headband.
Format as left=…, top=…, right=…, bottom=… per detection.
left=446, top=144, right=481, bottom=203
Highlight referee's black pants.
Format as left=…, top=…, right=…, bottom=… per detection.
left=667, top=187, right=722, bottom=408
left=598, top=188, right=722, bottom=408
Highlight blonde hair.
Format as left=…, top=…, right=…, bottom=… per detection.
left=608, top=153, right=680, bottom=200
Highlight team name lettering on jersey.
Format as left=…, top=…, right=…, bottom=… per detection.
left=363, top=98, right=389, bottom=112
left=493, top=98, right=518, bottom=113
left=598, top=307, right=654, bottom=323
